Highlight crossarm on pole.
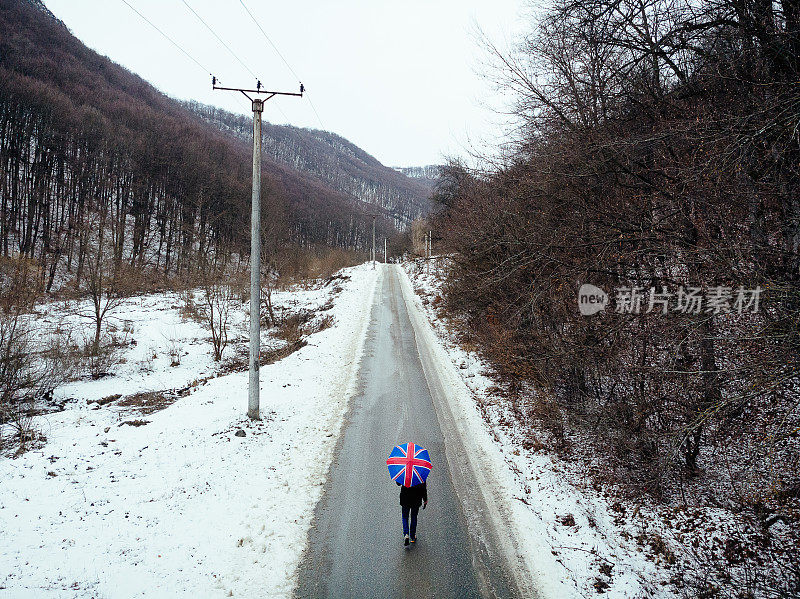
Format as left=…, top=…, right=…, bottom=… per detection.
left=214, top=85, right=302, bottom=97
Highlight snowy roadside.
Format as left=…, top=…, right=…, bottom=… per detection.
left=0, top=264, right=379, bottom=599
left=400, top=260, right=674, bottom=598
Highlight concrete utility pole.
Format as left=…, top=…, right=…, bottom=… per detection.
left=214, top=80, right=303, bottom=420
left=249, top=98, right=263, bottom=420
left=372, top=216, right=376, bottom=269
left=384, top=238, right=387, bottom=263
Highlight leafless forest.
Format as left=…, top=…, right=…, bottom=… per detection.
left=0, top=1, right=419, bottom=295
left=431, top=0, right=800, bottom=594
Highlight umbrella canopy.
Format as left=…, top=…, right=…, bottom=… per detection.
left=386, top=442, right=432, bottom=487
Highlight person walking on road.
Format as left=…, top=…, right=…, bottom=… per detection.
left=399, top=481, right=427, bottom=546
left=386, top=442, right=432, bottom=547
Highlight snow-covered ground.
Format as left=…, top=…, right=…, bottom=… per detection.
left=0, top=264, right=378, bottom=598
left=402, top=259, right=683, bottom=598
left=5, top=258, right=782, bottom=598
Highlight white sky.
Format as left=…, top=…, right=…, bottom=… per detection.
left=43, top=0, right=527, bottom=167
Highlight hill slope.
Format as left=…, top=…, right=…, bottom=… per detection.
left=0, top=0, right=424, bottom=290
left=187, top=102, right=431, bottom=229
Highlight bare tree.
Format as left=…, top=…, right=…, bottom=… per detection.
left=200, top=268, right=237, bottom=362
left=0, top=258, right=69, bottom=452
left=80, top=212, right=126, bottom=356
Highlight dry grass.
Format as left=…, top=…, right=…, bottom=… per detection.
left=113, top=387, right=192, bottom=415
left=304, top=314, right=335, bottom=335
left=261, top=340, right=307, bottom=366
left=219, top=339, right=308, bottom=374
left=93, top=394, right=121, bottom=406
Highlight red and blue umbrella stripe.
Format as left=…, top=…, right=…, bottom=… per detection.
left=386, top=442, right=432, bottom=487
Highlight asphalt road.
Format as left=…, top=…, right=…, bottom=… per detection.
left=295, top=266, right=515, bottom=599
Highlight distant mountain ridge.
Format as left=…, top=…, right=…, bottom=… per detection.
left=392, top=165, right=441, bottom=180
left=391, top=165, right=441, bottom=191
left=186, top=102, right=431, bottom=229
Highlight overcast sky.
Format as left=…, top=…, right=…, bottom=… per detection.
left=43, top=0, right=527, bottom=167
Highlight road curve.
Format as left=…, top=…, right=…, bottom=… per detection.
left=295, top=265, right=517, bottom=599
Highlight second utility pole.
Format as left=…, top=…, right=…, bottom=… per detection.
left=214, top=80, right=303, bottom=420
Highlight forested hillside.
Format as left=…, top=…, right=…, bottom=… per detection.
left=187, top=102, right=432, bottom=229
left=0, top=0, right=409, bottom=293
left=430, top=0, right=800, bottom=594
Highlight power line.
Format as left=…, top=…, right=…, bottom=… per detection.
left=120, top=0, right=294, bottom=125
left=177, top=0, right=294, bottom=123
left=304, top=94, right=325, bottom=130
left=236, top=0, right=326, bottom=130
left=119, top=0, right=215, bottom=79
left=237, top=0, right=300, bottom=80
left=179, top=0, right=258, bottom=83
left=263, top=102, right=291, bottom=125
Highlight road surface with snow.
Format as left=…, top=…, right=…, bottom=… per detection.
left=295, top=266, right=518, bottom=599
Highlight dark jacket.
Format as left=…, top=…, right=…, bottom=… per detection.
left=399, top=482, right=427, bottom=508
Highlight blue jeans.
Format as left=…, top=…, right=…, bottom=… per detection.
left=402, top=506, right=419, bottom=538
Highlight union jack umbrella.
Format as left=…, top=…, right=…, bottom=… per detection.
left=386, top=442, right=432, bottom=487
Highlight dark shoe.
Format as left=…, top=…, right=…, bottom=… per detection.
left=410, top=536, right=416, bottom=544
left=404, top=535, right=410, bottom=546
